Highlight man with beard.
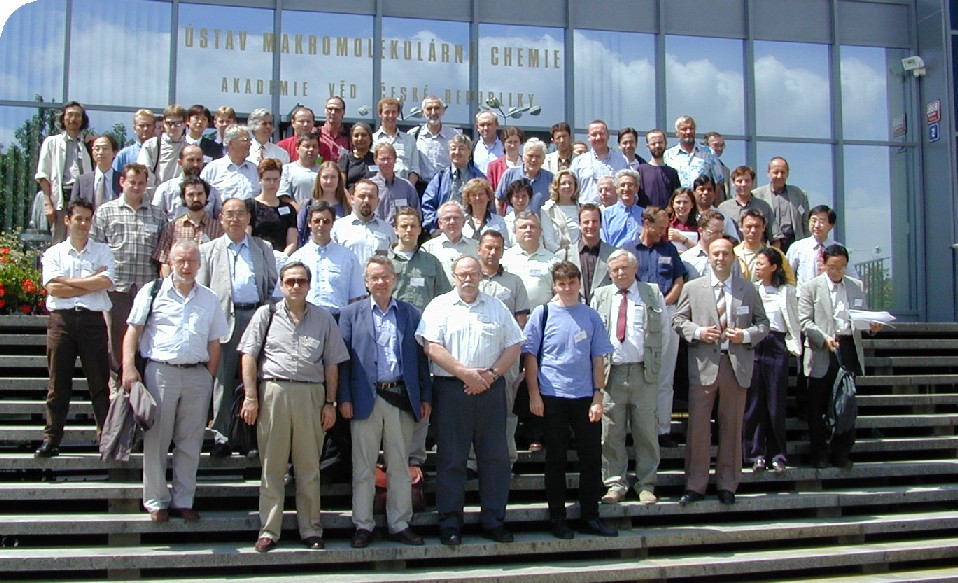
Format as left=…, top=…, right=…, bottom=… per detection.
left=638, top=129, right=681, bottom=208
left=331, top=179, right=397, bottom=265
left=410, top=96, right=460, bottom=194
left=122, top=240, right=228, bottom=522
left=663, top=116, right=726, bottom=197
left=154, top=177, right=223, bottom=274
left=152, top=145, right=222, bottom=220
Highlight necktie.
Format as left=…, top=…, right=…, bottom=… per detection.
left=616, top=288, right=629, bottom=342
left=95, top=174, right=106, bottom=208
left=815, top=243, right=825, bottom=275
left=716, top=282, right=727, bottom=331
left=452, top=169, right=463, bottom=200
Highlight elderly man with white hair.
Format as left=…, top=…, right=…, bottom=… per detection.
left=494, top=138, right=553, bottom=214
left=246, top=108, right=290, bottom=165
left=200, top=125, right=261, bottom=201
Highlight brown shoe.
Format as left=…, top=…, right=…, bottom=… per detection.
left=149, top=509, right=169, bottom=523
left=254, top=536, right=276, bottom=553
left=389, top=527, right=424, bottom=546
left=304, top=536, right=324, bottom=549
left=350, top=528, right=374, bottom=548
left=169, top=507, right=200, bottom=521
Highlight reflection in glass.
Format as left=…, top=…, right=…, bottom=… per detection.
left=665, top=36, right=744, bottom=135
left=381, top=18, right=471, bottom=126
left=843, top=145, right=909, bottom=310
left=754, top=41, right=830, bottom=139
left=713, top=139, right=745, bottom=175
left=841, top=46, right=906, bottom=141
left=69, top=0, right=171, bottom=107
left=0, top=1, right=65, bottom=102
left=0, top=105, right=56, bottom=230
left=754, top=142, right=833, bottom=208
left=176, top=4, right=273, bottom=113
left=280, top=11, right=373, bottom=117
left=479, top=24, right=564, bottom=128
left=573, top=30, right=654, bottom=132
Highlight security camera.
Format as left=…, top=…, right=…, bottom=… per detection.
left=902, top=56, right=926, bottom=77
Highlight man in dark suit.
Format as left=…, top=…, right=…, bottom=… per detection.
left=197, top=198, right=278, bottom=457
left=338, top=256, right=432, bottom=548
left=71, top=135, right=122, bottom=211
left=673, top=237, right=768, bottom=505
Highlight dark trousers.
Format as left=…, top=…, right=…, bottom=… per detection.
left=45, top=310, right=111, bottom=444
left=542, top=395, right=602, bottom=521
left=806, top=337, right=860, bottom=463
left=107, top=288, right=137, bottom=391
left=743, top=332, right=789, bottom=463
left=433, top=376, right=509, bottom=531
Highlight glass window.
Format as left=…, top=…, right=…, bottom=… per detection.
left=69, top=0, right=171, bottom=107
left=478, top=24, right=564, bottom=129
left=85, top=110, right=139, bottom=148
left=279, top=11, right=373, bottom=118
left=665, top=36, right=744, bottom=136
left=754, top=41, right=831, bottom=139
left=176, top=4, right=273, bottom=113
left=841, top=46, right=902, bottom=141
left=0, top=1, right=66, bottom=102
left=754, top=142, right=833, bottom=208
left=716, top=138, right=746, bottom=174
left=573, top=29, right=655, bottom=132
left=381, top=18, right=471, bottom=126
left=843, top=145, right=910, bottom=311
left=0, top=105, right=59, bottom=230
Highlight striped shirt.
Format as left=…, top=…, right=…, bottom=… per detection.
left=153, top=213, right=224, bottom=265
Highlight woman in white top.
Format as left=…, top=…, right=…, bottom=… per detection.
left=461, top=178, right=509, bottom=243
left=540, top=169, right=579, bottom=252
left=743, top=248, right=800, bottom=473
left=666, top=187, right=699, bottom=253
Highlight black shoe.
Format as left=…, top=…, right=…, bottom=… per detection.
left=389, top=527, right=424, bottom=546
left=482, top=525, right=514, bottom=543
left=551, top=518, right=574, bottom=539
left=34, top=441, right=59, bottom=459
left=832, top=457, right=853, bottom=470
left=812, top=456, right=829, bottom=469
left=210, top=442, right=232, bottom=458
left=439, top=528, right=461, bottom=546
left=679, top=490, right=704, bottom=506
left=466, top=467, right=479, bottom=480
left=658, top=434, right=679, bottom=448
left=351, top=528, right=374, bottom=548
left=717, top=490, right=736, bottom=505
left=580, top=518, right=618, bottom=538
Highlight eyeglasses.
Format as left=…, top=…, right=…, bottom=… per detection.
left=283, top=278, right=309, bottom=286
left=310, top=217, right=333, bottom=225
left=223, top=211, right=248, bottom=219
left=454, top=272, right=479, bottom=281
left=164, top=120, right=184, bottom=127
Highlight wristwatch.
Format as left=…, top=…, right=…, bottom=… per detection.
left=486, top=368, right=500, bottom=381
left=324, top=400, right=337, bottom=407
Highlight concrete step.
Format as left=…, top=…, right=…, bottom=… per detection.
left=2, top=532, right=957, bottom=578
left=857, top=374, right=958, bottom=387
left=3, top=461, right=957, bottom=501
left=0, top=377, right=85, bottom=391
left=800, top=567, right=958, bottom=582
left=865, top=338, right=958, bottom=351
left=0, top=333, right=45, bottom=346
left=867, top=356, right=958, bottom=368
left=0, top=355, right=73, bottom=368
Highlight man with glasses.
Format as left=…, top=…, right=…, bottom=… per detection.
left=197, top=197, right=277, bottom=457
left=600, top=169, right=646, bottom=249
left=200, top=125, right=260, bottom=201
left=138, top=104, right=189, bottom=197
left=319, top=96, right=350, bottom=164
left=416, top=255, right=523, bottom=546
left=420, top=134, right=484, bottom=233
left=494, top=138, right=553, bottom=214
left=422, top=201, right=479, bottom=283
left=36, top=101, right=92, bottom=243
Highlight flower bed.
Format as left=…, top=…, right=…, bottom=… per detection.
left=0, top=231, right=47, bottom=315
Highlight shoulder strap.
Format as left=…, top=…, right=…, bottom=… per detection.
left=536, top=303, right=549, bottom=363
left=260, top=303, right=276, bottom=356
left=144, top=278, right=163, bottom=324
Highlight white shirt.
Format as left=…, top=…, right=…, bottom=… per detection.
left=416, top=290, right=524, bottom=376
left=501, top=244, right=560, bottom=308
left=127, top=277, right=229, bottom=364
left=758, top=283, right=787, bottom=333
left=286, top=240, right=366, bottom=309
left=372, top=127, right=419, bottom=179
left=570, top=148, right=629, bottom=205
left=413, top=124, right=460, bottom=181
left=41, top=239, right=115, bottom=311
left=787, top=236, right=860, bottom=286
left=421, top=233, right=479, bottom=283
left=330, top=213, right=397, bottom=266
left=248, top=139, right=290, bottom=165
left=609, top=282, right=646, bottom=365
left=200, top=157, right=261, bottom=201
left=828, top=278, right=852, bottom=335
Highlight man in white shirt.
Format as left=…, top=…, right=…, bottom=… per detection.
left=153, top=145, right=222, bottom=221
left=247, top=108, right=290, bottom=165
left=331, top=179, right=397, bottom=265
left=372, top=97, right=419, bottom=183
left=200, top=125, right=260, bottom=201
left=501, top=212, right=559, bottom=308
left=421, top=201, right=479, bottom=283
left=472, top=111, right=504, bottom=175
left=786, top=204, right=858, bottom=286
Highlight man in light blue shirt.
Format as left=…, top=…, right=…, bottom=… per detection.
left=600, top=169, right=645, bottom=249
left=570, top=120, right=629, bottom=206
left=473, top=111, right=504, bottom=175
left=663, top=115, right=726, bottom=197
left=287, top=201, right=366, bottom=316
left=113, top=109, right=156, bottom=174
left=200, top=125, right=260, bottom=201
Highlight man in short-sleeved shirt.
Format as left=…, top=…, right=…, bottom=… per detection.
left=663, top=116, right=725, bottom=195
left=389, top=207, right=451, bottom=312
left=331, top=179, right=397, bottom=265
left=501, top=212, right=559, bottom=308
left=416, top=256, right=523, bottom=546
left=421, top=201, right=479, bottom=283
left=571, top=120, right=629, bottom=206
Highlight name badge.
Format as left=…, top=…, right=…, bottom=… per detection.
left=736, top=306, right=750, bottom=315
left=410, top=277, right=425, bottom=287
left=574, top=330, right=587, bottom=343
left=658, top=256, right=671, bottom=264
left=143, top=223, right=158, bottom=234
left=277, top=206, right=291, bottom=216
left=853, top=299, right=864, bottom=307
left=368, top=165, right=379, bottom=173
left=529, top=268, right=543, bottom=277
left=394, top=198, right=408, bottom=208
left=301, top=337, right=319, bottom=350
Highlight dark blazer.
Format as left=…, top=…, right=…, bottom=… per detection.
left=337, top=298, right=432, bottom=421
left=71, top=169, right=122, bottom=210
left=420, top=162, right=486, bottom=233
left=199, top=136, right=224, bottom=160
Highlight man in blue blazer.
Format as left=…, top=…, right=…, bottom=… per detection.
left=338, top=255, right=432, bottom=548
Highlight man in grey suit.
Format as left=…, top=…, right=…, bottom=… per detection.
left=752, top=157, right=810, bottom=252
left=673, top=237, right=768, bottom=505
left=798, top=244, right=880, bottom=469
left=71, top=135, right=122, bottom=211
left=198, top=197, right=278, bottom=457
left=556, top=203, right=615, bottom=303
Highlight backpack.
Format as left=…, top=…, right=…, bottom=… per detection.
left=827, top=366, right=858, bottom=440
left=228, top=304, right=276, bottom=455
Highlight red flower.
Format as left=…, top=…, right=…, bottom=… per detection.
left=22, top=280, right=36, bottom=294
left=0, top=257, right=9, bottom=264
left=0, top=298, right=5, bottom=308
left=0, top=284, right=5, bottom=297
left=0, top=247, right=10, bottom=254
left=37, top=300, right=46, bottom=313
left=18, top=305, right=31, bottom=314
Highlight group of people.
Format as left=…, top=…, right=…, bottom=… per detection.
left=34, top=96, right=880, bottom=550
